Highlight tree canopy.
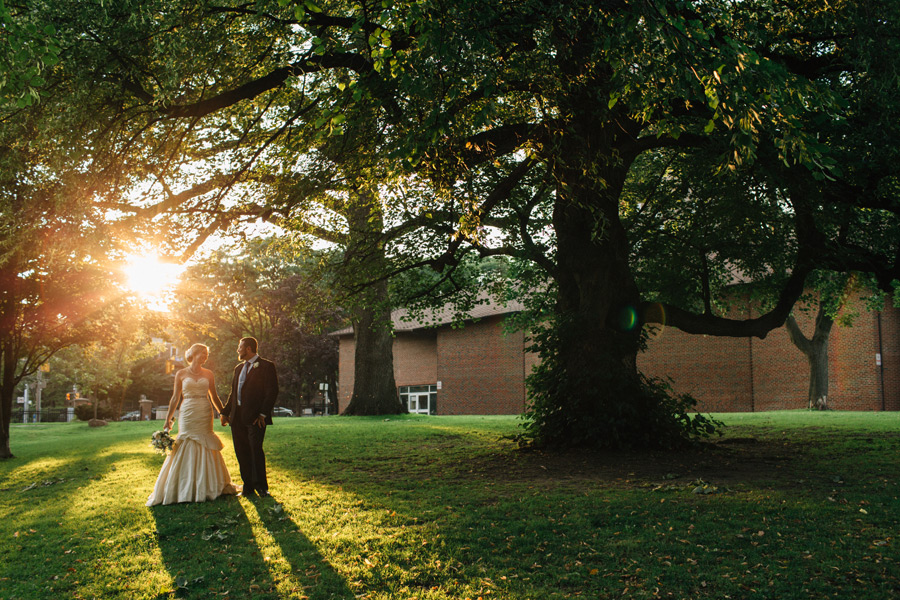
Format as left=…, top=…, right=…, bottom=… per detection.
left=13, top=0, right=900, bottom=447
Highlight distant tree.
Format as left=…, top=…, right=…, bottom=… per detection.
left=783, top=275, right=882, bottom=411
left=50, top=320, right=166, bottom=420
left=170, top=239, right=343, bottom=411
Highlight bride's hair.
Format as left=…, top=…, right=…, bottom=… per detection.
left=185, top=343, right=209, bottom=365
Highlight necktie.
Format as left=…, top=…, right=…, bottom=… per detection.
left=238, top=361, right=250, bottom=405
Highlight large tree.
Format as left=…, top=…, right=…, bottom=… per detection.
left=0, top=150, right=123, bottom=456
left=41, top=0, right=900, bottom=445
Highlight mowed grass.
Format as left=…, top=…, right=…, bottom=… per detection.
left=1, top=412, right=899, bottom=600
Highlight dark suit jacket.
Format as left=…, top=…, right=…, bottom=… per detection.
left=223, top=356, right=279, bottom=426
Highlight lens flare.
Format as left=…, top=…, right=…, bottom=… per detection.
left=618, top=305, right=639, bottom=331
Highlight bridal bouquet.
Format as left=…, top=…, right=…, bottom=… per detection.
left=150, top=430, right=175, bottom=454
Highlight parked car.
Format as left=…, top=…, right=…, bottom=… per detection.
left=272, top=406, right=294, bottom=417
left=121, top=410, right=141, bottom=421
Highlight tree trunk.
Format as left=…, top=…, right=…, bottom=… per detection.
left=540, top=157, right=650, bottom=443
left=806, top=341, right=830, bottom=410
left=343, top=285, right=403, bottom=415
left=1, top=343, right=16, bottom=459
left=785, top=304, right=834, bottom=410
left=523, top=104, right=678, bottom=446
left=518, top=25, right=688, bottom=446
left=340, top=189, right=404, bottom=416
left=0, top=260, right=18, bottom=458
left=326, top=371, right=339, bottom=414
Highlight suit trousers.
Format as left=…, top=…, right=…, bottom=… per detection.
left=230, top=402, right=268, bottom=494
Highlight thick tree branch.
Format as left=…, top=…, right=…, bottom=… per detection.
left=453, top=123, right=542, bottom=168
left=784, top=314, right=812, bottom=354
left=647, top=264, right=811, bottom=338
left=163, top=54, right=372, bottom=119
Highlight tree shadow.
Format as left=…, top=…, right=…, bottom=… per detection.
left=150, top=496, right=355, bottom=599
left=261, top=417, right=864, bottom=599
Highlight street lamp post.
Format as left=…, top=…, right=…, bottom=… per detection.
left=34, top=366, right=47, bottom=423
left=319, top=382, right=329, bottom=416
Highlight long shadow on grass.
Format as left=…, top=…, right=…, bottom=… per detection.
left=245, top=497, right=357, bottom=600
left=150, top=497, right=354, bottom=600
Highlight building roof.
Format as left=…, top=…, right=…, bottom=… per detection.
left=331, top=294, right=525, bottom=336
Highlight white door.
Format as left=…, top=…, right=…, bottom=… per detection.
left=408, top=393, right=430, bottom=414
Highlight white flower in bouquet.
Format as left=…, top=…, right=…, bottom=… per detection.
left=150, top=430, right=175, bottom=454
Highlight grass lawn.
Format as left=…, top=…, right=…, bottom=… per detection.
left=1, top=412, right=899, bottom=599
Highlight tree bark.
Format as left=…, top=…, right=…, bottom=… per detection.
left=340, top=189, right=405, bottom=416
left=343, top=287, right=403, bottom=415
left=785, top=303, right=834, bottom=410
left=553, top=164, right=642, bottom=384
left=0, top=340, right=17, bottom=459
left=523, top=104, right=662, bottom=445
left=0, top=260, right=18, bottom=458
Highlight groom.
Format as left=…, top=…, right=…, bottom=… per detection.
left=221, top=336, right=279, bottom=498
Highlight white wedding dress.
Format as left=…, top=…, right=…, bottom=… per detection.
left=146, top=377, right=237, bottom=506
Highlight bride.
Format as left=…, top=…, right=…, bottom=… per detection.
left=146, top=343, right=237, bottom=506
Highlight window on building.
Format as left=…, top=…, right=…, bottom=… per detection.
left=398, top=385, right=437, bottom=415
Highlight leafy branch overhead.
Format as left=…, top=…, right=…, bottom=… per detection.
left=8, top=0, right=898, bottom=447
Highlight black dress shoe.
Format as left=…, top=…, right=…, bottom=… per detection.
left=238, top=488, right=256, bottom=497
left=256, top=490, right=269, bottom=498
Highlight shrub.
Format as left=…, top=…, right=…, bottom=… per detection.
left=517, top=314, right=721, bottom=449
left=74, top=403, right=114, bottom=421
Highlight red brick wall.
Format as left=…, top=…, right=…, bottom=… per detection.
left=827, top=307, right=880, bottom=410
left=639, top=328, right=754, bottom=412
left=337, top=334, right=355, bottom=409
left=393, top=331, right=438, bottom=387
left=337, top=293, right=900, bottom=414
left=436, top=316, right=527, bottom=415
left=749, top=308, right=811, bottom=412
left=640, top=293, right=900, bottom=412
left=337, top=331, right=439, bottom=410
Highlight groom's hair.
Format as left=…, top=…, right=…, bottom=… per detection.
left=241, top=337, right=258, bottom=353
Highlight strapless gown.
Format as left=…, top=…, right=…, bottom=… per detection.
left=146, top=377, right=237, bottom=506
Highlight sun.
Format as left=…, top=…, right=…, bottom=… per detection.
left=122, top=254, right=186, bottom=310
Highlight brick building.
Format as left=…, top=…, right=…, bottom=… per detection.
left=334, top=294, right=900, bottom=414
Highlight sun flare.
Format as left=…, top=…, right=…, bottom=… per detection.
left=122, top=254, right=185, bottom=310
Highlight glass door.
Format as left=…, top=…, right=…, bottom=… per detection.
left=407, top=393, right=431, bottom=414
